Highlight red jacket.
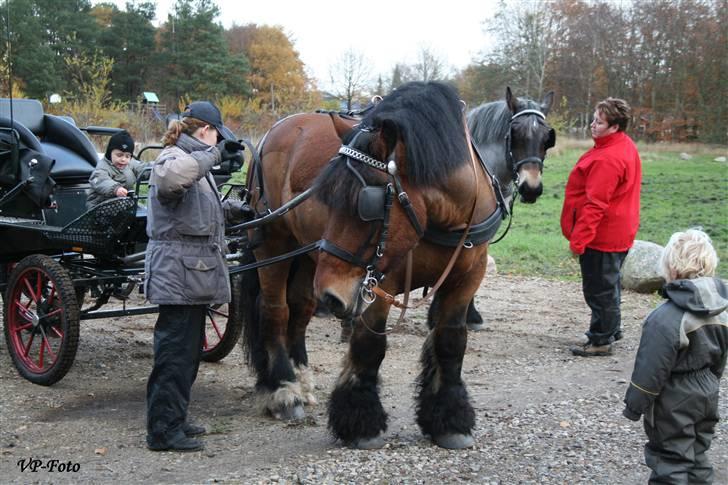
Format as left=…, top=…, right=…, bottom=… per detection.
left=561, top=131, right=641, bottom=255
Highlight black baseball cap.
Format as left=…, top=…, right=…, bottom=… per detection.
left=181, top=101, right=237, bottom=141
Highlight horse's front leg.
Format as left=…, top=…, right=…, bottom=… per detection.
left=256, top=261, right=305, bottom=420
left=417, top=277, right=481, bottom=449
left=328, top=298, right=390, bottom=449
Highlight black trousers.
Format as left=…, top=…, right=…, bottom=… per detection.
left=146, top=304, right=206, bottom=447
left=579, top=248, right=627, bottom=346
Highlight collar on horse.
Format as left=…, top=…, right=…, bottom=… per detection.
left=422, top=140, right=507, bottom=248
left=506, top=108, right=547, bottom=178
left=319, top=142, right=424, bottom=279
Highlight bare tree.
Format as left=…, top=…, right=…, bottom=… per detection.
left=329, top=48, right=371, bottom=110
left=413, top=46, right=446, bottom=82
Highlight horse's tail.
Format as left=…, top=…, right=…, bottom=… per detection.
left=239, top=248, right=266, bottom=377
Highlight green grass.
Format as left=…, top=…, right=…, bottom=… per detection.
left=488, top=145, right=728, bottom=279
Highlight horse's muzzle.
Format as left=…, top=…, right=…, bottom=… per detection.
left=319, top=291, right=349, bottom=319
left=518, top=182, right=543, bottom=203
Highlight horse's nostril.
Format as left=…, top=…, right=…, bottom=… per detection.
left=320, top=292, right=346, bottom=318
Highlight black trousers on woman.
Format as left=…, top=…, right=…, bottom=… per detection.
left=146, top=304, right=206, bottom=448
left=579, top=248, right=628, bottom=346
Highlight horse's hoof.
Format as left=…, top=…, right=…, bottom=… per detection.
left=434, top=433, right=475, bottom=449
left=467, top=322, right=487, bottom=332
left=351, top=435, right=385, bottom=449
left=272, top=404, right=305, bottom=421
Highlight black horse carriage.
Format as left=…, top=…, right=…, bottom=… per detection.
left=0, top=98, right=246, bottom=386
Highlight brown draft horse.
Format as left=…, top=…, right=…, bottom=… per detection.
left=241, top=81, right=501, bottom=449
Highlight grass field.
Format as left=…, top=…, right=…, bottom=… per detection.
left=488, top=140, right=728, bottom=279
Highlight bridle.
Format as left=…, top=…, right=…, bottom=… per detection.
left=318, top=132, right=424, bottom=305
left=505, top=109, right=552, bottom=181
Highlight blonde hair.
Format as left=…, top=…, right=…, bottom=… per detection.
left=660, top=229, right=719, bottom=282
left=161, top=117, right=209, bottom=146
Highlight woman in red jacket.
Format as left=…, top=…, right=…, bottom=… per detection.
left=561, top=98, right=642, bottom=357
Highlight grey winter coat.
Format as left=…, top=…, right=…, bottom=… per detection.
left=144, top=133, right=240, bottom=306
left=623, top=277, right=728, bottom=421
left=86, top=156, right=147, bottom=209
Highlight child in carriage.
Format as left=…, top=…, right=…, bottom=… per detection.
left=623, top=228, right=727, bottom=483
left=86, top=130, right=147, bottom=209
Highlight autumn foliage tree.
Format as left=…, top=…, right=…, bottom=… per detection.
left=226, top=23, right=315, bottom=115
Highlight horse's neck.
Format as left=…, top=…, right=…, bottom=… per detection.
left=425, top=161, right=497, bottom=229
left=477, top=142, right=515, bottom=202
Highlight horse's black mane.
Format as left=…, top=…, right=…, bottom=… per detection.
left=316, top=81, right=468, bottom=216
left=467, top=97, right=544, bottom=145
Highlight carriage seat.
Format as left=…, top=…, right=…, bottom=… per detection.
left=0, top=99, right=98, bottom=184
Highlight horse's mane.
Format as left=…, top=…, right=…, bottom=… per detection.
left=316, top=81, right=468, bottom=216
left=467, top=97, right=544, bottom=145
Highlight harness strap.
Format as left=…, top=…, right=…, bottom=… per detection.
left=391, top=175, right=424, bottom=238
left=372, top=118, right=483, bottom=316
left=228, top=241, right=321, bottom=274
left=318, top=239, right=371, bottom=270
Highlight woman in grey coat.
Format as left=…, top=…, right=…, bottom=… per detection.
left=144, top=101, right=245, bottom=452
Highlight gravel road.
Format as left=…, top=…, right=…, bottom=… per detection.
left=1, top=275, right=726, bottom=484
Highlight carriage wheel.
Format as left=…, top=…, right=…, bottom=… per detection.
left=201, top=274, right=243, bottom=362
left=2, top=255, right=80, bottom=386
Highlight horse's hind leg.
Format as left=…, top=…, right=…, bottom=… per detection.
left=418, top=287, right=477, bottom=449
left=328, top=301, right=389, bottom=449
left=286, top=256, right=317, bottom=406
left=466, top=298, right=485, bottom=331
left=255, top=260, right=306, bottom=421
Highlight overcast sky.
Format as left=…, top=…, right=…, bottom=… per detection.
left=97, top=0, right=498, bottom=89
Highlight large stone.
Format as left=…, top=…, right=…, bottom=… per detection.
left=621, top=240, right=665, bottom=293
left=679, top=152, right=692, bottom=160
left=715, top=156, right=727, bottom=162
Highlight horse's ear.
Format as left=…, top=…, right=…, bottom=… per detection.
left=380, top=119, right=399, bottom=156
left=541, top=91, right=555, bottom=116
left=505, top=87, right=518, bottom=114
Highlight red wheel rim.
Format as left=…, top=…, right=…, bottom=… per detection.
left=203, top=304, right=228, bottom=352
left=6, top=267, right=66, bottom=374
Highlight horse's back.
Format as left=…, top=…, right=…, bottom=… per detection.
left=255, top=112, right=356, bottom=246
left=260, top=113, right=352, bottom=196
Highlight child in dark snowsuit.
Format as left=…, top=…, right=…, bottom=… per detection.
left=623, top=229, right=727, bottom=484
left=87, top=130, right=146, bottom=209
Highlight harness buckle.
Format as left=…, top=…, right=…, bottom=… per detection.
left=360, top=266, right=379, bottom=304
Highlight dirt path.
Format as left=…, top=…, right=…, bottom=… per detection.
left=1, top=275, right=726, bottom=483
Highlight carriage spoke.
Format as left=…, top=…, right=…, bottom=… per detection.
left=22, top=275, right=40, bottom=303
left=50, top=325, right=64, bottom=339
left=44, top=308, right=64, bottom=319
left=22, top=332, right=35, bottom=358
left=39, top=328, right=56, bottom=366
left=12, top=299, right=34, bottom=324
left=13, top=322, right=33, bottom=332
left=207, top=314, right=224, bottom=340
left=207, top=307, right=228, bottom=318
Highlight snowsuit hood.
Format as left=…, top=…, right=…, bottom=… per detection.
left=662, top=277, right=728, bottom=318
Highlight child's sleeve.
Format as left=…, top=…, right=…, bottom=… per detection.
left=89, top=168, right=121, bottom=197
left=623, top=308, right=680, bottom=420
left=131, top=159, right=149, bottom=179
